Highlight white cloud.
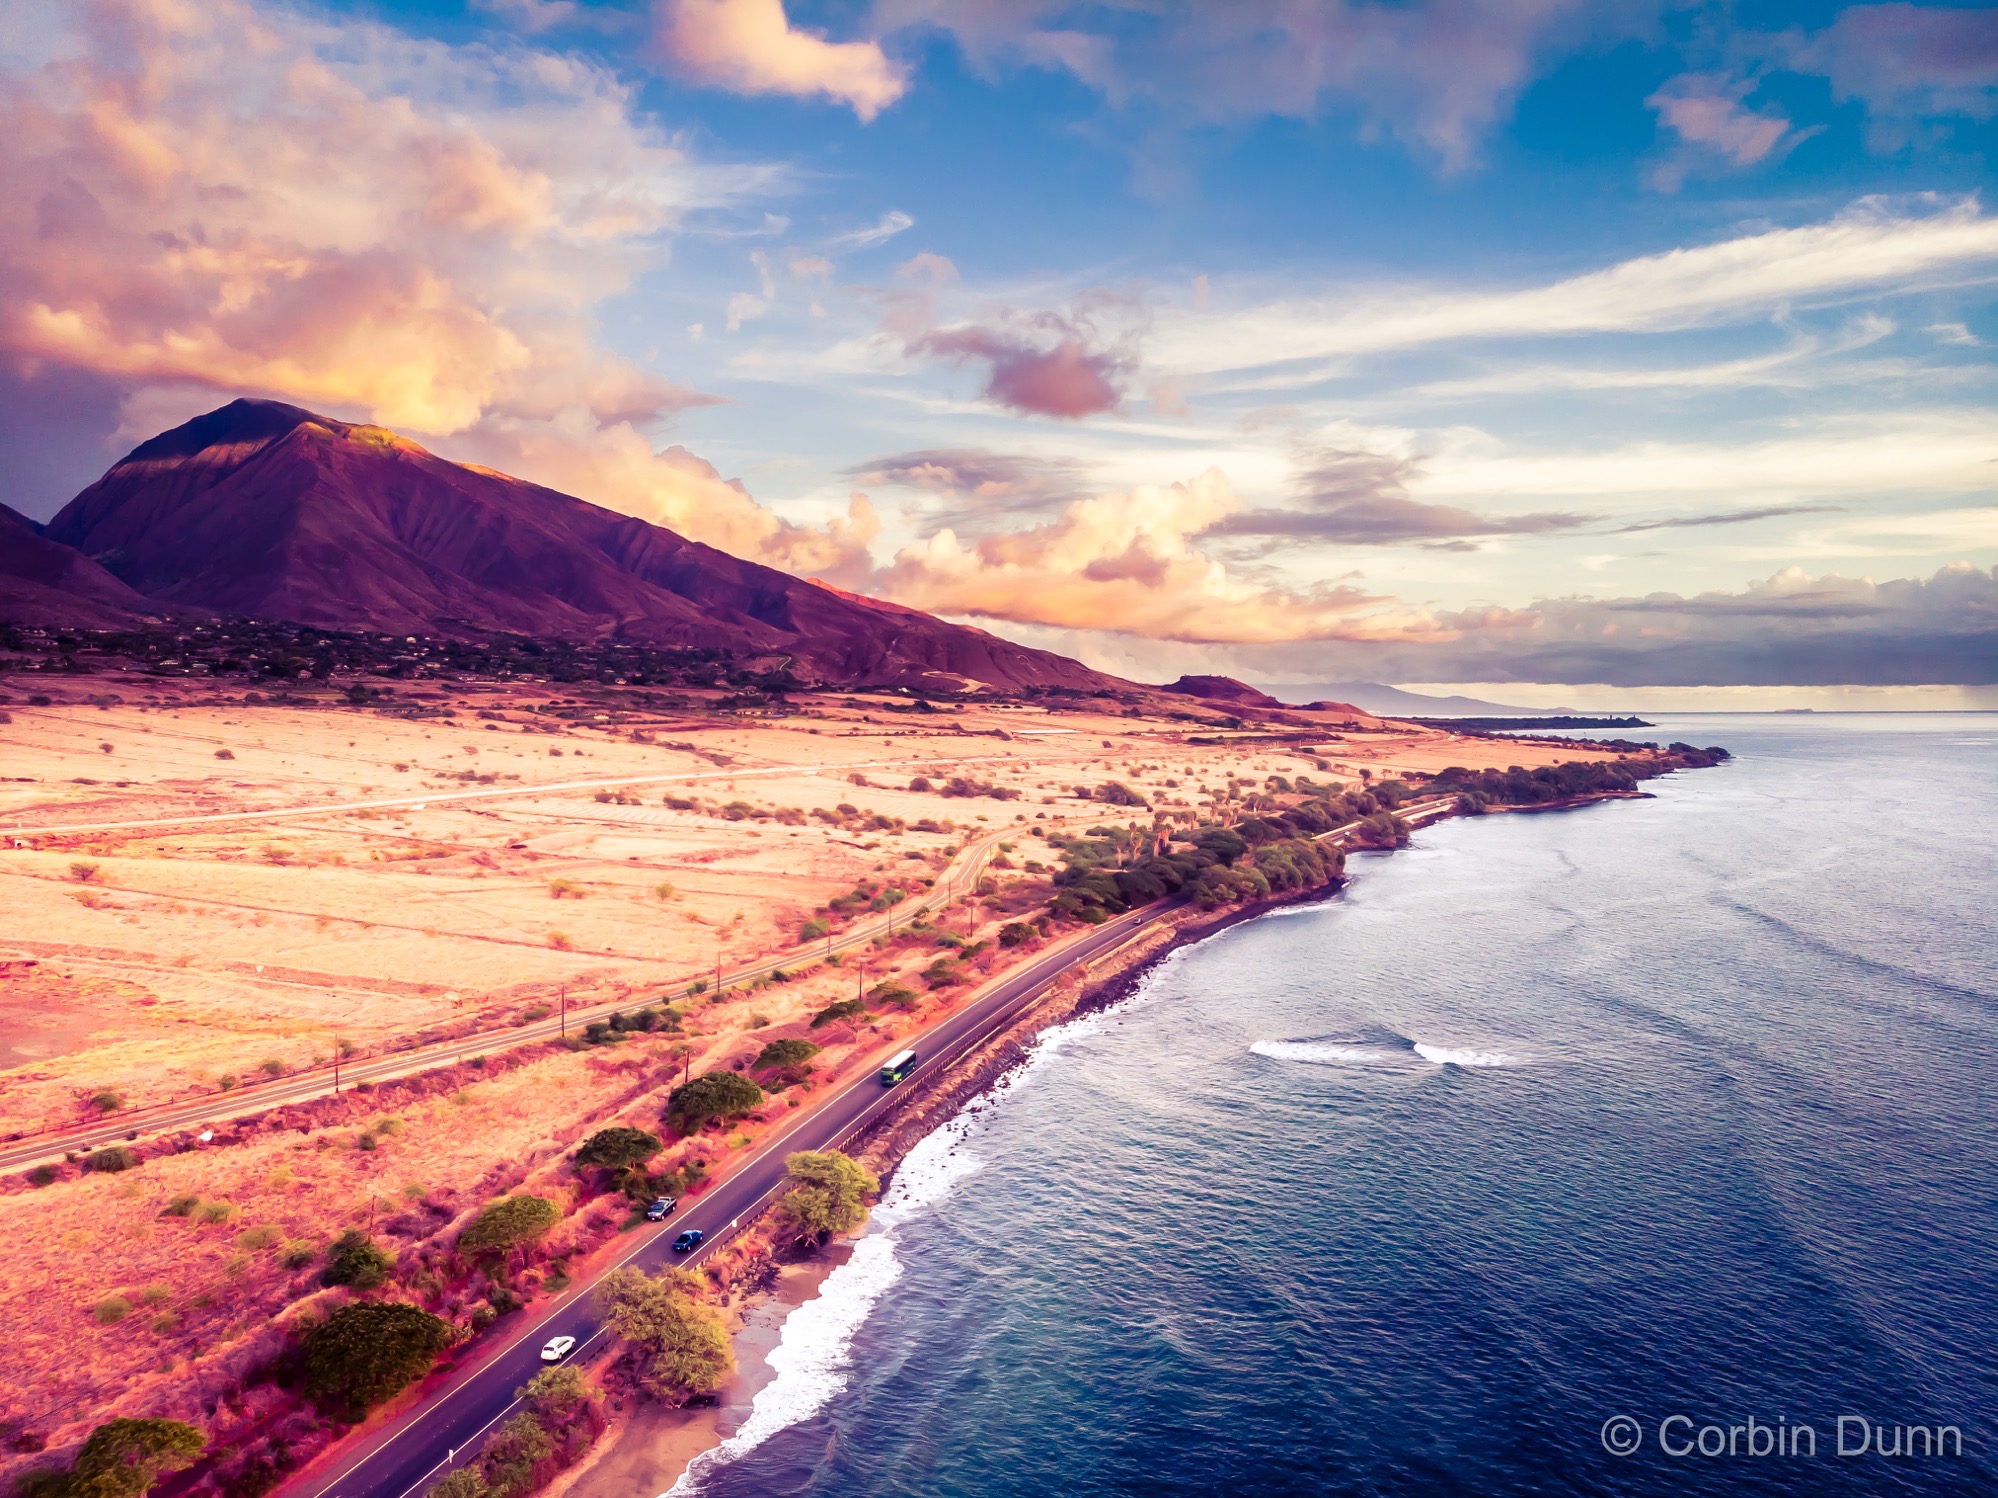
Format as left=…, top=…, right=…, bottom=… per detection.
left=830, top=209, right=915, bottom=249
left=657, top=0, right=908, bottom=121
left=1153, top=198, right=1998, bottom=380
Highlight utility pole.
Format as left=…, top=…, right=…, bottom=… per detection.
left=560, top=987, right=567, bottom=1039
left=332, top=1036, right=339, bottom=1094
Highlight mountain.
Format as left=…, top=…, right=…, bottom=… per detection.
left=0, top=501, right=159, bottom=628
left=44, top=401, right=1122, bottom=694
left=1262, top=681, right=1585, bottom=718
left=1160, top=674, right=1285, bottom=709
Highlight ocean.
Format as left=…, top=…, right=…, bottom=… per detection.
left=676, top=714, right=1998, bottom=1496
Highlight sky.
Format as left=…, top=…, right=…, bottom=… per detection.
left=3, top=0, right=1996, bottom=707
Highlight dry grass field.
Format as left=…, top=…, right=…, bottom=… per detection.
left=0, top=668, right=1628, bottom=1458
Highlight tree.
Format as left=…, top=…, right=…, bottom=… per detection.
left=572, top=1127, right=661, bottom=1172
left=752, top=1039, right=820, bottom=1074
left=773, top=1151, right=879, bottom=1241
left=519, top=1365, right=593, bottom=1421
left=457, top=1196, right=560, bottom=1258
left=476, top=1413, right=553, bottom=1498
left=320, top=1230, right=394, bottom=1290
left=302, top=1301, right=456, bottom=1421
left=34, top=1420, right=207, bottom=1498
left=662, top=1072, right=762, bottom=1135
left=595, top=1267, right=734, bottom=1400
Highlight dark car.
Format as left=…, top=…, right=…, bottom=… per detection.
left=672, top=1228, right=704, bottom=1253
left=646, top=1198, right=677, bottom=1222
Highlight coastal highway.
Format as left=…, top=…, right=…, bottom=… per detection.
left=301, top=799, right=1465, bottom=1498
left=0, top=814, right=1038, bottom=1173
left=299, top=894, right=1169, bottom=1498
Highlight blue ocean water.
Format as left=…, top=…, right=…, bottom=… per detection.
left=690, top=715, right=1998, bottom=1496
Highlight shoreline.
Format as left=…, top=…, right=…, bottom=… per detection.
left=600, top=786, right=1653, bottom=1491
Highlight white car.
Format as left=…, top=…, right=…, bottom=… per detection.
left=540, top=1335, right=577, bottom=1363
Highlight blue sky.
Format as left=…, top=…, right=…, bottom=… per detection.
left=4, top=0, right=1996, bottom=704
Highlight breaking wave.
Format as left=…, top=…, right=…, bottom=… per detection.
left=1249, top=1040, right=1398, bottom=1064
left=1251, top=1030, right=1521, bottom=1069
left=669, top=980, right=1155, bottom=1493
left=1411, top=1043, right=1516, bottom=1068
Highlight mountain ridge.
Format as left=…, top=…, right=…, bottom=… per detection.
left=36, top=400, right=1125, bottom=695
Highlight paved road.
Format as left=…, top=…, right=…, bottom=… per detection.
left=300, top=895, right=1168, bottom=1498
left=300, top=799, right=1468, bottom=1498
left=0, top=817, right=1034, bottom=1172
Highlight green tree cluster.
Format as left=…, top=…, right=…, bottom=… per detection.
left=320, top=1230, right=395, bottom=1290
left=458, top=1196, right=560, bottom=1258
left=662, top=1072, right=762, bottom=1135
left=572, top=1127, right=662, bottom=1172
left=752, top=1039, right=820, bottom=1075
left=774, top=1151, right=878, bottom=1241
left=595, top=1267, right=734, bottom=1401
left=302, top=1302, right=455, bottom=1421
left=421, top=1368, right=603, bottom=1498
left=16, top=1420, right=205, bottom=1498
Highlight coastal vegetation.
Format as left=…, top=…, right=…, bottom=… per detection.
left=420, top=1368, right=604, bottom=1498
left=595, top=1268, right=734, bottom=1401
left=1430, top=743, right=1728, bottom=811
left=773, top=1150, right=878, bottom=1242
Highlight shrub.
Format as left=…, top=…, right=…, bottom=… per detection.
left=773, top=1151, right=878, bottom=1241
left=27, top=1164, right=57, bottom=1188
left=799, top=918, right=830, bottom=942
left=867, top=981, right=921, bottom=1010
left=595, top=1267, right=733, bottom=1400
left=753, top=1039, right=820, bottom=1074
left=458, top=1196, right=560, bottom=1257
left=427, top=1470, right=488, bottom=1498
left=320, top=1230, right=394, bottom=1290
left=573, top=1127, right=663, bottom=1172
left=28, top=1419, right=205, bottom=1498
left=999, top=922, right=1034, bottom=948
left=197, top=1200, right=238, bottom=1224
left=280, top=1239, right=319, bottom=1270
left=810, top=998, right=867, bottom=1027
left=237, top=1225, right=280, bottom=1252
left=663, top=1072, right=762, bottom=1135
left=546, top=878, right=583, bottom=899
left=160, top=1195, right=199, bottom=1218
left=302, top=1301, right=456, bottom=1421
left=70, top=862, right=102, bottom=883
left=86, top=1146, right=138, bottom=1173
left=94, top=1295, right=132, bottom=1325
left=215, top=748, right=235, bottom=760
left=546, top=931, right=574, bottom=951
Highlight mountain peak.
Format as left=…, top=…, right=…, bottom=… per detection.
left=43, top=400, right=1128, bottom=696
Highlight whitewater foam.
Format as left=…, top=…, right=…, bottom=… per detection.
left=1249, top=1039, right=1397, bottom=1064
left=1412, top=1043, right=1516, bottom=1068
left=668, top=969, right=1164, bottom=1493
